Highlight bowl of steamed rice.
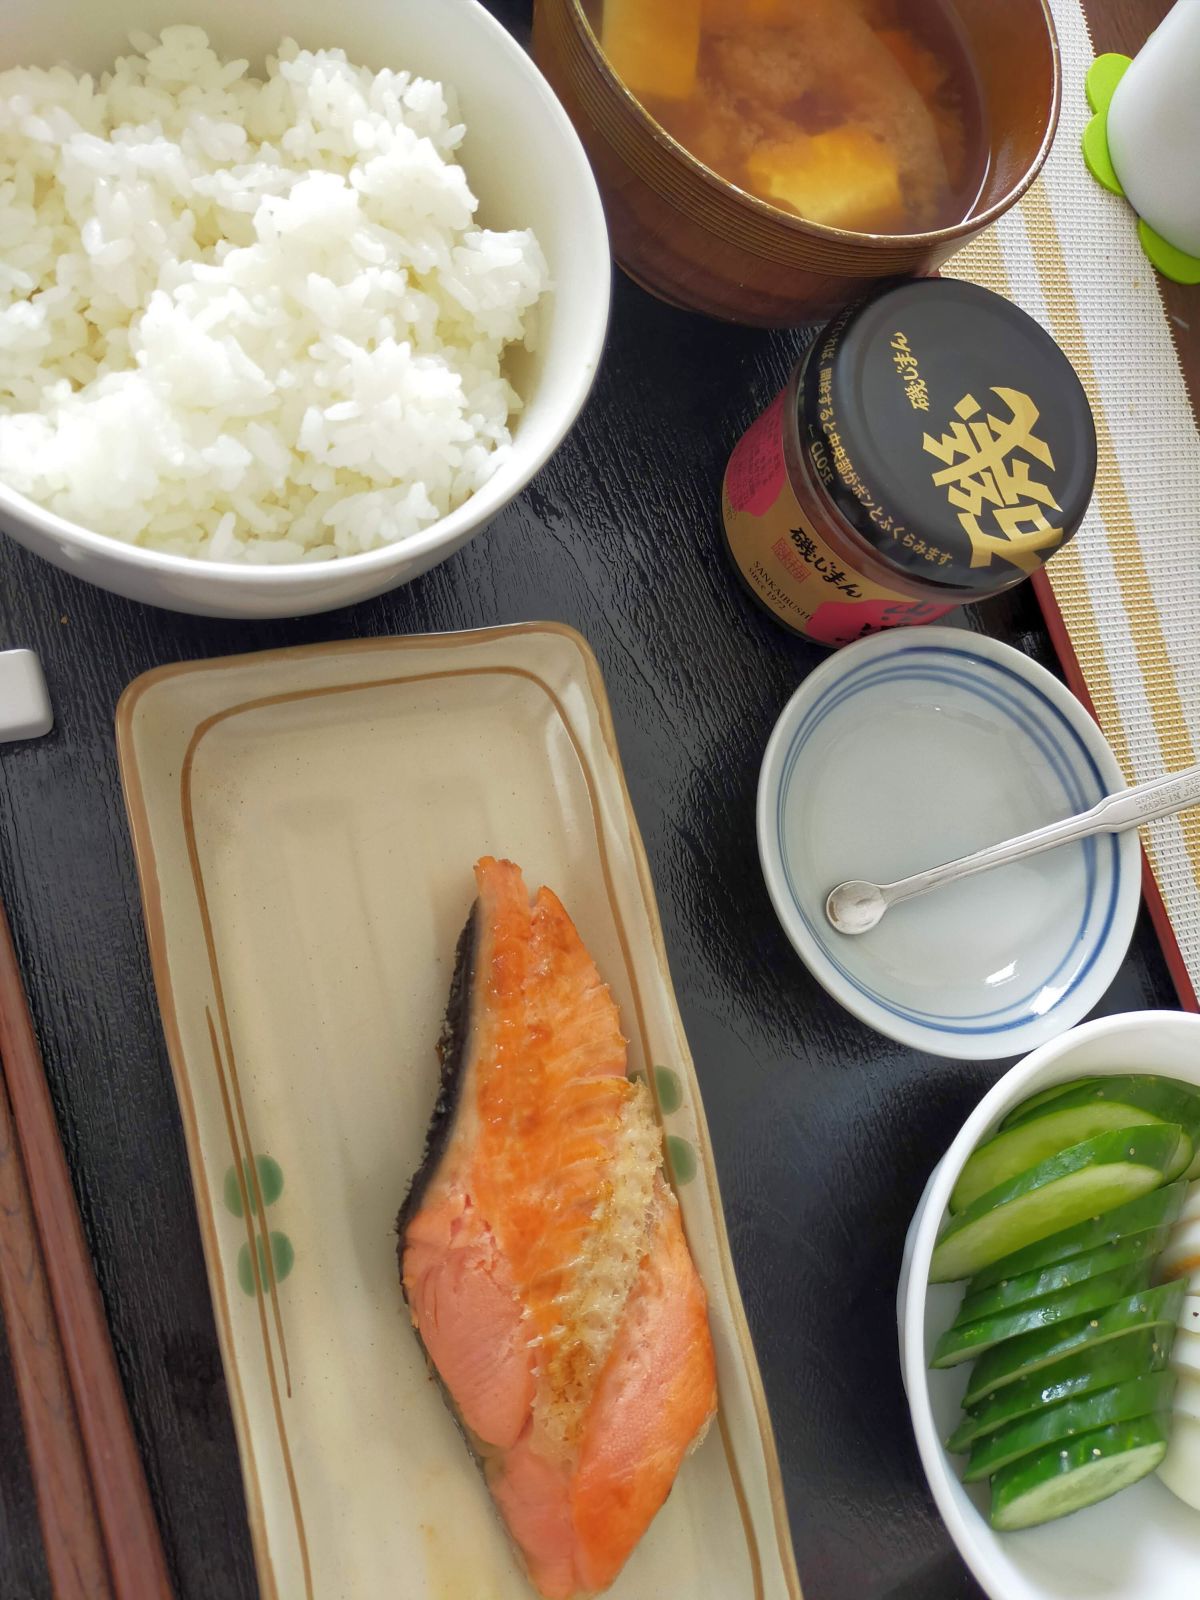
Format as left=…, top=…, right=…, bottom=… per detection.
left=0, top=1, right=610, bottom=617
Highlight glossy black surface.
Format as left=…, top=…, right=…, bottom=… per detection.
left=0, top=4, right=1178, bottom=1596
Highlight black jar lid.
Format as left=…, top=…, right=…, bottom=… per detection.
left=799, top=278, right=1097, bottom=590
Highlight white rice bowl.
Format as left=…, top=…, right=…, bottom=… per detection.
left=0, top=25, right=550, bottom=564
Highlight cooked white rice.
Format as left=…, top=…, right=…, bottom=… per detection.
left=0, top=26, right=549, bottom=563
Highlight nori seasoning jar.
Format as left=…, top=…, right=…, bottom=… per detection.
left=721, top=278, right=1097, bottom=648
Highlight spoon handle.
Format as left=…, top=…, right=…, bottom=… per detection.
left=883, top=763, right=1200, bottom=912
left=1089, top=764, right=1200, bottom=829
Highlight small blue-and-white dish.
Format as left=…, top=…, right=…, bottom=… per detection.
left=757, top=627, right=1140, bottom=1060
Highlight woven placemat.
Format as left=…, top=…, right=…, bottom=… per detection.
left=947, top=0, right=1200, bottom=1008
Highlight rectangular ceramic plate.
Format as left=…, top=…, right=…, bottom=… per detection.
left=117, top=624, right=801, bottom=1600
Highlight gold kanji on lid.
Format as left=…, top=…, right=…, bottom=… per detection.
left=922, top=388, right=1065, bottom=573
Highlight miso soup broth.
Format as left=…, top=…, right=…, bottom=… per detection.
left=593, top=0, right=989, bottom=235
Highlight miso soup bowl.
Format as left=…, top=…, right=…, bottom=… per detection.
left=533, top=0, right=1060, bottom=326
left=899, top=1011, right=1200, bottom=1600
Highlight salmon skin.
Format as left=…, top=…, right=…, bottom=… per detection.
left=398, top=858, right=718, bottom=1599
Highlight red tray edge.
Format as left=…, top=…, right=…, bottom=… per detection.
left=1031, top=568, right=1199, bottom=1014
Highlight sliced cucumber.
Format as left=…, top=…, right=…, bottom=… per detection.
left=931, top=1126, right=1180, bottom=1284
left=964, top=1281, right=1186, bottom=1408
left=954, top=1230, right=1168, bottom=1324
left=999, top=1077, right=1104, bottom=1130
left=947, top=1328, right=1170, bottom=1452
left=951, top=1095, right=1193, bottom=1213
left=964, top=1372, right=1176, bottom=1482
left=989, top=1416, right=1170, bottom=1531
left=966, top=1182, right=1187, bottom=1291
left=1002, top=1076, right=1200, bottom=1138
left=932, top=1263, right=1154, bottom=1368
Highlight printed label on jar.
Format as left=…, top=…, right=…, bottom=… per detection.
left=722, top=387, right=957, bottom=648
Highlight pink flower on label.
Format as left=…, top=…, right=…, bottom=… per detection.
left=807, top=596, right=957, bottom=648
left=726, top=390, right=788, bottom=517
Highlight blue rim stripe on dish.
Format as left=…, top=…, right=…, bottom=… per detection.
left=782, top=651, right=1093, bottom=814
left=776, top=650, right=1118, bottom=1031
left=775, top=645, right=1122, bottom=1034
left=780, top=669, right=1101, bottom=1026
left=784, top=663, right=1092, bottom=813
left=776, top=656, right=1115, bottom=1029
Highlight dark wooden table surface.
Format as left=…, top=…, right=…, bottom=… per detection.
left=0, top=2, right=1191, bottom=1597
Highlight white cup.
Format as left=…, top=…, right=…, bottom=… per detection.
left=1107, top=0, right=1200, bottom=255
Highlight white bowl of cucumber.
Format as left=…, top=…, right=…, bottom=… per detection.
left=900, top=1010, right=1200, bottom=1600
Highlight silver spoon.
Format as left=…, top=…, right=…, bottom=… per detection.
left=826, top=763, right=1200, bottom=936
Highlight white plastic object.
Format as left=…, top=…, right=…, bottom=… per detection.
left=0, top=649, right=53, bottom=742
left=1107, top=0, right=1200, bottom=256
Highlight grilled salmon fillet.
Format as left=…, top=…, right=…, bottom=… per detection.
left=398, top=857, right=717, bottom=1598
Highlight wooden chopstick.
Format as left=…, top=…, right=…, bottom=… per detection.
left=0, top=1064, right=112, bottom=1599
left=0, top=897, right=174, bottom=1600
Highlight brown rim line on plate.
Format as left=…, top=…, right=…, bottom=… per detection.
left=115, top=623, right=802, bottom=1600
